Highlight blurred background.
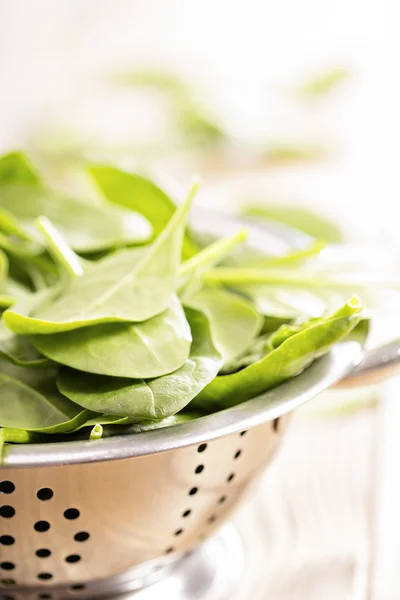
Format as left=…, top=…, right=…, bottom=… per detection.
left=0, top=0, right=398, bottom=246
left=0, top=1, right=398, bottom=598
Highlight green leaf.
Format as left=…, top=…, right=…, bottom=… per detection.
left=0, top=184, right=152, bottom=253
left=89, top=165, right=198, bottom=258
left=242, top=204, right=343, bottom=243
left=3, top=181, right=198, bottom=334
left=0, top=334, right=50, bottom=368
left=185, top=288, right=263, bottom=362
left=0, top=250, right=8, bottom=291
left=0, top=151, right=40, bottom=185
left=57, top=307, right=223, bottom=421
left=0, top=208, right=33, bottom=241
left=0, top=359, right=91, bottom=432
left=297, top=67, right=350, bottom=98
left=191, top=296, right=363, bottom=411
left=0, top=288, right=54, bottom=367
left=263, top=143, right=327, bottom=164
left=31, top=294, right=192, bottom=378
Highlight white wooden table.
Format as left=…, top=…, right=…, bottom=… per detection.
left=231, top=398, right=378, bottom=599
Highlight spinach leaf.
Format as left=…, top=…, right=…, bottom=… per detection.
left=89, top=165, right=198, bottom=258
left=241, top=204, right=343, bottom=243
left=191, top=296, right=362, bottom=411
left=185, top=288, right=263, bottom=362
left=0, top=184, right=152, bottom=253
left=0, top=250, right=8, bottom=290
left=0, top=334, right=50, bottom=368
left=0, top=288, right=56, bottom=366
left=57, top=307, right=223, bottom=420
left=0, top=151, right=40, bottom=185
left=0, top=208, right=33, bottom=241
left=296, top=67, right=349, bottom=98
left=3, top=181, right=198, bottom=334
left=30, top=294, right=192, bottom=378
left=0, top=359, right=92, bottom=432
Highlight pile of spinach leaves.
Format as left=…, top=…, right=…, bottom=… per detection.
left=0, top=151, right=365, bottom=452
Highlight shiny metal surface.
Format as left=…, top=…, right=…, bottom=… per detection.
left=1, top=416, right=283, bottom=591
left=120, top=525, right=245, bottom=600
left=0, top=525, right=244, bottom=599
left=335, top=339, right=400, bottom=388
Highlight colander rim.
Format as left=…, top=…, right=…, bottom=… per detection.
left=2, top=340, right=363, bottom=467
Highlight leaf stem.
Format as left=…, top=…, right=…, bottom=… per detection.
left=89, top=424, right=104, bottom=440
left=180, top=229, right=248, bottom=277
left=203, top=267, right=400, bottom=290
left=36, top=216, right=84, bottom=278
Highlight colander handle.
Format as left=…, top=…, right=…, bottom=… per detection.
left=334, top=339, right=400, bottom=388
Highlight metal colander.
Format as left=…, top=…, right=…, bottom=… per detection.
left=1, top=213, right=400, bottom=599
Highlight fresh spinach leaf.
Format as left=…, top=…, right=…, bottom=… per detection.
left=0, top=208, right=33, bottom=241
left=191, top=296, right=363, bottom=411
left=241, top=204, right=343, bottom=243
left=89, top=165, right=198, bottom=259
left=0, top=358, right=92, bottom=432
left=31, top=294, right=192, bottom=378
left=185, top=288, right=263, bottom=362
left=296, top=67, right=349, bottom=98
left=57, top=307, right=223, bottom=420
left=3, top=181, right=198, bottom=334
left=0, top=184, right=152, bottom=253
left=0, top=151, right=40, bottom=185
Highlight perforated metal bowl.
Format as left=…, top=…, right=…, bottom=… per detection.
left=1, top=211, right=399, bottom=599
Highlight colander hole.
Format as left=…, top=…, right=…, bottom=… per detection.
left=273, top=418, right=280, bottom=432
left=197, top=443, right=207, bottom=453
left=165, top=547, right=174, bottom=554
left=36, top=549, right=51, bottom=558
left=0, top=481, right=15, bottom=494
left=218, top=495, right=227, bottom=504
left=240, top=430, right=247, bottom=437
left=188, top=487, right=198, bottom=496
left=234, top=450, right=242, bottom=459
left=64, top=508, right=80, bottom=520
left=74, top=531, right=90, bottom=542
left=34, top=521, right=50, bottom=532
left=182, top=509, right=191, bottom=518
left=0, top=536, right=15, bottom=546
left=70, top=585, right=86, bottom=591
left=65, top=555, right=81, bottom=564
left=0, top=563, right=15, bottom=571
left=37, top=488, right=54, bottom=501
left=195, top=465, right=204, bottom=474
left=208, top=515, right=217, bottom=524
left=37, top=573, right=53, bottom=581
left=227, top=473, right=235, bottom=483
left=0, top=506, right=15, bottom=518
left=174, top=529, right=183, bottom=536
left=0, top=579, right=15, bottom=586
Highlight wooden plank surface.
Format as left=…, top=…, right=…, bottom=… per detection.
left=232, top=404, right=377, bottom=599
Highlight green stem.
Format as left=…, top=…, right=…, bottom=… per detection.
left=203, top=267, right=400, bottom=290
left=180, top=229, right=248, bottom=277
left=89, top=424, right=104, bottom=440
left=252, top=240, right=325, bottom=267
left=36, top=216, right=84, bottom=278
left=0, top=207, right=32, bottom=241
left=0, top=294, right=16, bottom=308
